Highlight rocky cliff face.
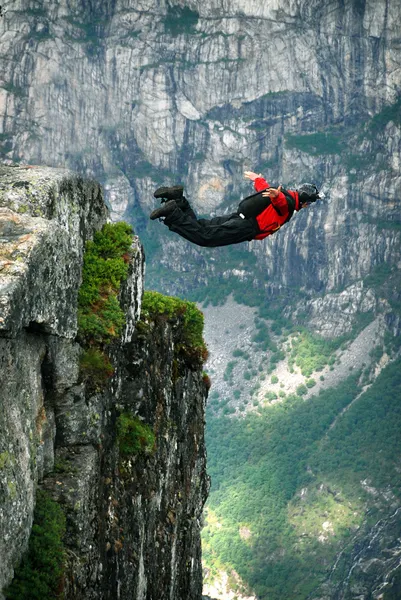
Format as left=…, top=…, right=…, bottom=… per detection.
left=0, top=166, right=209, bottom=599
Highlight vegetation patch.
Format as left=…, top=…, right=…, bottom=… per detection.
left=282, top=97, right=400, bottom=183
left=0, top=451, right=11, bottom=469
left=368, top=96, right=401, bottom=133
left=164, top=5, right=199, bottom=36
left=288, top=484, right=361, bottom=543
left=204, top=359, right=401, bottom=599
left=5, top=490, right=66, bottom=600
left=232, top=349, right=250, bottom=360
left=141, top=290, right=207, bottom=364
left=288, top=330, right=342, bottom=376
left=78, top=222, right=133, bottom=344
left=79, top=348, right=114, bottom=389
left=203, top=372, right=212, bottom=390
left=78, top=222, right=133, bottom=388
left=285, top=131, right=342, bottom=155
left=117, top=413, right=156, bottom=457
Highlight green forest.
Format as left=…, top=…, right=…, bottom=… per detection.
left=203, top=357, right=401, bottom=599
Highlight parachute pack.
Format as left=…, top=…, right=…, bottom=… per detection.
left=237, top=188, right=296, bottom=222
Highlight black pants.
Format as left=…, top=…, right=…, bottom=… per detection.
left=164, top=198, right=258, bottom=248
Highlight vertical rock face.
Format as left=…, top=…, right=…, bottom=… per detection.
left=0, top=166, right=209, bottom=599
left=0, top=166, right=107, bottom=595
left=100, top=319, right=208, bottom=600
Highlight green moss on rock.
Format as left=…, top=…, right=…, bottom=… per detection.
left=141, top=291, right=208, bottom=364
left=0, top=451, right=11, bottom=469
left=117, top=413, right=156, bottom=457
left=77, top=221, right=133, bottom=387
left=4, top=490, right=66, bottom=600
left=78, top=222, right=133, bottom=344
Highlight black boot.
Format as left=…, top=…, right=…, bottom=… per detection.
left=154, top=185, right=184, bottom=201
left=150, top=200, right=178, bottom=220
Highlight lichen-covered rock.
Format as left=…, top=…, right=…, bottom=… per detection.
left=0, top=331, right=49, bottom=593
left=0, top=166, right=108, bottom=337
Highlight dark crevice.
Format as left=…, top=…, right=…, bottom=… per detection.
left=40, top=347, right=54, bottom=395
left=25, top=320, right=52, bottom=335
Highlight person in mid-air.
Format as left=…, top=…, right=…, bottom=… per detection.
left=149, top=171, right=321, bottom=247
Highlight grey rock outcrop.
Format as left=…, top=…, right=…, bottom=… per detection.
left=0, top=166, right=107, bottom=336
left=0, top=166, right=209, bottom=599
left=0, top=166, right=107, bottom=594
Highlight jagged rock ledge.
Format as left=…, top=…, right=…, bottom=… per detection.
left=0, top=166, right=209, bottom=599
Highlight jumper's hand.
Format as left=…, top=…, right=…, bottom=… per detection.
left=244, top=170, right=262, bottom=181
left=262, top=186, right=282, bottom=199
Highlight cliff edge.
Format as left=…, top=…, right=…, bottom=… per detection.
left=0, top=165, right=209, bottom=599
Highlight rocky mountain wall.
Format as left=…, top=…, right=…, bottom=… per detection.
left=0, top=0, right=400, bottom=333
left=0, top=166, right=209, bottom=599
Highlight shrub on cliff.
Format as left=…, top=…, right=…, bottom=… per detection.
left=117, top=413, right=156, bottom=457
left=79, top=347, right=114, bottom=388
left=140, top=291, right=208, bottom=364
left=78, top=221, right=133, bottom=344
left=5, top=490, right=66, bottom=600
left=78, top=222, right=133, bottom=387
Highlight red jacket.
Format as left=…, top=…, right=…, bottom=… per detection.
left=253, top=177, right=300, bottom=240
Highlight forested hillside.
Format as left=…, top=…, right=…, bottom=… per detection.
left=203, top=323, right=401, bottom=598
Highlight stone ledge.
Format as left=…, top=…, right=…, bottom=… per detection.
left=0, top=165, right=108, bottom=338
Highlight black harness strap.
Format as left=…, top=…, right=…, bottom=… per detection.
left=280, top=188, right=296, bottom=224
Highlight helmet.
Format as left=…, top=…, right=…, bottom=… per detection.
left=297, top=183, right=320, bottom=204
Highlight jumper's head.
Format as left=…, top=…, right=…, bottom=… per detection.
left=297, top=183, right=320, bottom=205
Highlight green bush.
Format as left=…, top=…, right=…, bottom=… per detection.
left=296, top=384, right=308, bottom=397
left=78, top=222, right=133, bottom=344
left=271, top=375, right=279, bottom=384
left=232, top=349, right=250, bottom=360
left=224, top=361, right=237, bottom=380
left=5, top=490, right=66, bottom=600
left=117, top=413, right=156, bottom=457
left=141, top=291, right=207, bottom=362
left=252, top=322, right=272, bottom=346
left=79, top=348, right=114, bottom=390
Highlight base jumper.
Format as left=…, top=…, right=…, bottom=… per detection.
left=149, top=171, right=321, bottom=248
